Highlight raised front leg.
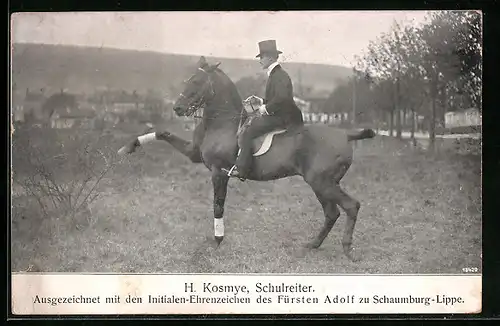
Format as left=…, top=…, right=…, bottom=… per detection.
left=156, top=131, right=202, bottom=163
left=117, top=128, right=203, bottom=163
left=212, top=168, right=230, bottom=247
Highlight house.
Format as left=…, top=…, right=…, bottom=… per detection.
left=12, top=92, right=26, bottom=122
left=302, top=112, right=350, bottom=125
left=42, top=92, right=78, bottom=118
left=329, top=112, right=349, bottom=124
left=302, top=96, right=328, bottom=113
left=23, top=88, right=47, bottom=121
left=112, top=102, right=145, bottom=114
left=12, top=107, right=24, bottom=123
left=50, top=106, right=96, bottom=129
left=445, top=108, right=482, bottom=129
left=293, top=96, right=311, bottom=113
left=107, top=90, right=145, bottom=114
left=296, top=91, right=348, bottom=125
left=100, top=112, right=121, bottom=125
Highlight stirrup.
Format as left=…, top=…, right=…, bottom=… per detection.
left=221, top=166, right=246, bottom=181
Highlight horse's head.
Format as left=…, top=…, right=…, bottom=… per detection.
left=173, top=56, right=221, bottom=117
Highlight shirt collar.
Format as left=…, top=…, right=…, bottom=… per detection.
left=267, top=62, right=280, bottom=76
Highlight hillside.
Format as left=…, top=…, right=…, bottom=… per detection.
left=11, top=43, right=353, bottom=98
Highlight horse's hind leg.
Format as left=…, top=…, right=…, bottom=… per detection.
left=326, top=160, right=360, bottom=259
left=305, top=192, right=341, bottom=249
left=305, top=174, right=360, bottom=260
left=335, top=186, right=360, bottom=260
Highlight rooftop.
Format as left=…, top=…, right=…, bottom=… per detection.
left=51, top=106, right=95, bottom=119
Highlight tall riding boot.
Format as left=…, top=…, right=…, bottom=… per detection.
left=231, top=134, right=253, bottom=178
left=235, top=146, right=252, bottom=177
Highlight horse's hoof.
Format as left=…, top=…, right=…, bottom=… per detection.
left=118, top=140, right=140, bottom=156
left=343, top=246, right=359, bottom=262
left=215, top=236, right=223, bottom=248
left=118, top=145, right=134, bottom=155
left=304, top=242, right=320, bottom=249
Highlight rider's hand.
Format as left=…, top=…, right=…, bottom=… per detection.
left=243, top=95, right=255, bottom=103
left=258, top=105, right=269, bottom=115
left=244, top=95, right=263, bottom=106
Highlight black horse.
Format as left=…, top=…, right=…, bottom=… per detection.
left=118, top=56, right=376, bottom=260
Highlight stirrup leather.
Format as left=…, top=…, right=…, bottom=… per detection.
left=223, top=165, right=237, bottom=177
left=221, top=165, right=246, bottom=181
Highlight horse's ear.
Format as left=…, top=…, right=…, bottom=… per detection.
left=198, top=56, right=208, bottom=68
left=208, top=62, right=221, bottom=72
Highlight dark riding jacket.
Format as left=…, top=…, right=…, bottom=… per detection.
left=264, top=65, right=304, bottom=126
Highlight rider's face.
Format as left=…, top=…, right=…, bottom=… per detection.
left=259, top=55, right=275, bottom=69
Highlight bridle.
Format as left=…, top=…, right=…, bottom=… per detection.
left=177, top=66, right=250, bottom=131
left=179, top=67, right=215, bottom=119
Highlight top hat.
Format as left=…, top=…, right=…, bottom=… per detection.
left=256, top=40, right=283, bottom=58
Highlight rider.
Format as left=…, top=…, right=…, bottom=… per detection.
left=229, top=40, right=304, bottom=179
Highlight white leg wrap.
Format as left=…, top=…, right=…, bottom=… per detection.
left=137, top=132, right=156, bottom=145
left=214, top=218, right=224, bottom=237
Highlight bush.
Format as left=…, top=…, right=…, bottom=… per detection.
left=12, top=125, right=122, bottom=219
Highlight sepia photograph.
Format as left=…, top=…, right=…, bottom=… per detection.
left=10, top=10, right=481, bottom=278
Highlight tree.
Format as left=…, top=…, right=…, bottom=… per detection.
left=446, top=11, right=482, bottom=111
left=324, top=82, right=351, bottom=120
left=372, top=78, right=396, bottom=134
left=355, top=20, right=407, bottom=138
left=418, top=10, right=481, bottom=148
left=324, top=68, right=376, bottom=127
left=234, top=74, right=267, bottom=100
left=397, top=23, right=429, bottom=142
left=354, top=11, right=481, bottom=150
left=42, top=93, right=78, bottom=117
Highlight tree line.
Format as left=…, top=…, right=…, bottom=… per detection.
left=326, top=11, right=481, bottom=148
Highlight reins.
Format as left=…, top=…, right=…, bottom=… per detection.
left=181, top=67, right=252, bottom=130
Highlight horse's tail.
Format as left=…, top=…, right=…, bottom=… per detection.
left=347, top=128, right=376, bottom=142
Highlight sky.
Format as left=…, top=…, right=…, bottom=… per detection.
left=11, top=11, right=433, bottom=67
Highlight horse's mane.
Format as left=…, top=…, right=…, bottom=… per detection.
left=212, top=67, right=245, bottom=113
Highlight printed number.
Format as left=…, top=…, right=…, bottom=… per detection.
left=462, top=267, right=479, bottom=273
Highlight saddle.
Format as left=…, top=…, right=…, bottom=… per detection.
left=239, top=129, right=287, bottom=156
left=236, top=113, right=287, bottom=157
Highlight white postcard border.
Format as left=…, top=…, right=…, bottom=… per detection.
left=11, top=273, right=482, bottom=315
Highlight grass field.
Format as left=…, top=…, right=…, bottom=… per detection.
left=11, top=124, right=482, bottom=274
